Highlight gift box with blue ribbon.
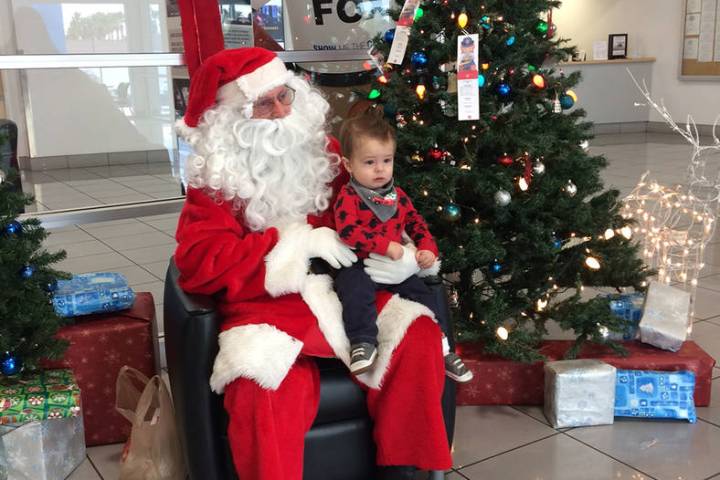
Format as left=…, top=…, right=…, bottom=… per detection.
left=614, top=369, right=697, bottom=422
left=52, top=272, right=135, bottom=318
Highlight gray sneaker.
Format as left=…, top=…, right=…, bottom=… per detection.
left=445, top=352, right=473, bottom=383
left=350, top=343, right=378, bottom=375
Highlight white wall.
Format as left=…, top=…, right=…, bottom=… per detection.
left=554, top=0, right=720, bottom=125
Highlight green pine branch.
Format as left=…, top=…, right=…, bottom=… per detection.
left=0, top=168, right=70, bottom=375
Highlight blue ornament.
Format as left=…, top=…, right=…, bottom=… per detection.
left=444, top=203, right=461, bottom=221
left=497, top=83, right=511, bottom=96
left=1, top=352, right=22, bottom=376
left=491, top=261, right=502, bottom=273
left=384, top=28, right=396, bottom=43
left=506, top=35, right=516, bottom=46
left=410, top=51, right=428, bottom=68
left=20, top=265, right=34, bottom=279
left=559, top=94, right=575, bottom=109
left=553, top=239, right=563, bottom=249
left=5, top=221, right=22, bottom=235
left=478, top=74, right=486, bottom=87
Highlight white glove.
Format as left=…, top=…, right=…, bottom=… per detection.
left=306, top=227, right=357, bottom=269
left=363, top=244, right=420, bottom=285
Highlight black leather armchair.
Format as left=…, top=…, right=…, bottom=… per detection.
left=164, top=258, right=455, bottom=480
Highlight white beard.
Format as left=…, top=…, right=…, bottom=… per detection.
left=184, top=75, right=338, bottom=231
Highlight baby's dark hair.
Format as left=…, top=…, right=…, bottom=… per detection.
left=339, top=106, right=396, bottom=159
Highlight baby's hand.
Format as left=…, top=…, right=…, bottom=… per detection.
left=386, top=241, right=404, bottom=260
left=416, top=250, right=436, bottom=269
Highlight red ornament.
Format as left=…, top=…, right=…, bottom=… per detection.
left=498, top=154, right=514, bottom=166
left=427, top=147, right=444, bottom=162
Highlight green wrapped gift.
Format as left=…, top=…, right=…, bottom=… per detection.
left=0, top=369, right=81, bottom=424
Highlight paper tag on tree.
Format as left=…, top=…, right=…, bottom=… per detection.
left=456, top=34, right=480, bottom=121
left=388, top=0, right=420, bottom=64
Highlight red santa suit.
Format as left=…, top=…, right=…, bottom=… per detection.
left=174, top=48, right=452, bottom=479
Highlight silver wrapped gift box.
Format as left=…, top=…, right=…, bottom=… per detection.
left=0, top=415, right=85, bottom=480
left=544, top=359, right=617, bottom=428
left=639, top=281, right=690, bottom=352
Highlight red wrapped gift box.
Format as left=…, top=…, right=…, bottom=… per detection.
left=456, top=340, right=715, bottom=407
left=44, top=292, right=156, bottom=446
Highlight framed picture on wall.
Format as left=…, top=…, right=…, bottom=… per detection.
left=608, top=33, right=628, bottom=59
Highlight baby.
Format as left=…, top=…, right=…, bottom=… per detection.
left=333, top=108, right=472, bottom=383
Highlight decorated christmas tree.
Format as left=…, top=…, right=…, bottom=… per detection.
left=367, top=0, right=650, bottom=360
left=0, top=163, right=70, bottom=376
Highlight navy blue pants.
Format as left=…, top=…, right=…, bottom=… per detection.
left=335, top=261, right=441, bottom=346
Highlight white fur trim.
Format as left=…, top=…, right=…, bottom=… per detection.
left=301, top=274, right=350, bottom=365
left=264, top=222, right=312, bottom=297
left=209, top=323, right=303, bottom=393
left=237, top=58, right=291, bottom=101
left=216, top=58, right=294, bottom=118
left=356, top=295, right=436, bottom=389
left=301, top=275, right=436, bottom=390
left=211, top=278, right=436, bottom=392
left=417, top=259, right=441, bottom=277
left=175, top=118, right=196, bottom=139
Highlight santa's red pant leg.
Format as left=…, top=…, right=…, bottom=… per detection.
left=223, top=316, right=452, bottom=479
left=224, top=356, right=321, bottom=480
left=366, top=316, right=453, bottom=471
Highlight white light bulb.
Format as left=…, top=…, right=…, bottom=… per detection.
left=604, top=228, right=615, bottom=240
left=496, top=326, right=509, bottom=340
left=620, top=226, right=633, bottom=239
left=585, top=256, right=601, bottom=270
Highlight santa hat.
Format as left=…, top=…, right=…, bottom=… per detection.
left=176, top=47, right=293, bottom=137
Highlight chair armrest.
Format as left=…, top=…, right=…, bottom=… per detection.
left=422, top=276, right=456, bottom=445
left=166, top=259, right=216, bottom=315
left=164, top=258, right=230, bottom=480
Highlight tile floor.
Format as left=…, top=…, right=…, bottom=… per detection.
left=21, top=162, right=183, bottom=212
left=36, top=132, right=720, bottom=479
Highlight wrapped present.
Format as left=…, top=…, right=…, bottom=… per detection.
left=615, top=369, right=697, bottom=422
left=456, top=340, right=715, bottom=406
left=0, top=369, right=85, bottom=480
left=43, top=292, right=156, bottom=446
left=0, top=415, right=85, bottom=480
left=53, top=272, right=135, bottom=317
left=544, top=360, right=616, bottom=428
left=606, top=292, right=645, bottom=340
left=0, top=369, right=81, bottom=424
left=639, top=281, right=690, bottom=352
left=455, top=342, right=547, bottom=405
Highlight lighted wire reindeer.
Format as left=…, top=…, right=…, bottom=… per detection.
left=621, top=73, right=720, bottom=331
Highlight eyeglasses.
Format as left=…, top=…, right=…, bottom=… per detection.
left=252, top=86, right=296, bottom=117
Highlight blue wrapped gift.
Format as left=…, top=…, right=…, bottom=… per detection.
left=52, top=272, right=135, bottom=318
left=614, top=369, right=696, bottom=423
left=607, top=293, right=645, bottom=340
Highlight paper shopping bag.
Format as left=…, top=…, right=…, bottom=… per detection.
left=115, top=366, right=186, bottom=480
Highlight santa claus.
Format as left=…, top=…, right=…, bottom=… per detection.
left=174, top=47, right=451, bottom=479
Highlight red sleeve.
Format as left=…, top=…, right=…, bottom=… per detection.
left=175, top=188, right=279, bottom=302
left=334, top=186, right=391, bottom=256
left=398, top=188, right=438, bottom=256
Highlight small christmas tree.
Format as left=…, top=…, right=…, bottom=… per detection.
left=367, top=0, right=650, bottom=360
left=0, top=161, right=70, bottom=377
